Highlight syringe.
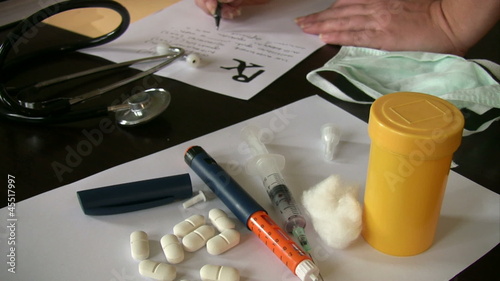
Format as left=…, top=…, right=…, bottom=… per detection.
left=185, top=146, right=322, bottom=281
left=241, top=125, right=312, bottom=253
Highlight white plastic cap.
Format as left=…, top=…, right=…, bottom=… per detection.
left=182, top=190, right=207, bottom=208
left=295, top=259, right=321, bottom=281
left=321, top=123, right=341, bottom=161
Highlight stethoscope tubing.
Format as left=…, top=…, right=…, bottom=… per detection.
left=0, top=0, right=130, bottom=69
left=0, top=0, right=130, bottom=123
left=69, top=48, right=185, bottom=105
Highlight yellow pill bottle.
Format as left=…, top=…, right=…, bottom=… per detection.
left=362, top=92, right=464, bottom=256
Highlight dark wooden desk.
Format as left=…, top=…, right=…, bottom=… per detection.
left=1, top=20, right=498, bottom=281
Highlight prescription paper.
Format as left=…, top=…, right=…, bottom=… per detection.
left=82, top=0, right=327, bottom=100
left=1, top=96, right=499, bottom=281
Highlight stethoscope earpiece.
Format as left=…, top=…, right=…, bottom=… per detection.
left=156, top=43, right=202, bottom=68
left=155, top=43, right=171, bottom=56
left=184, top=53, right=202, bottom=68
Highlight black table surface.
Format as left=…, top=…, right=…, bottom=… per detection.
left=1, top=20, right=498, bottom=281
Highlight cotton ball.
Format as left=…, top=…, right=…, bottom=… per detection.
left=302, top=175, right=362, bottom=249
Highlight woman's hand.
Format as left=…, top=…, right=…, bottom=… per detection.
left=296, top=0, right=500, bottom=56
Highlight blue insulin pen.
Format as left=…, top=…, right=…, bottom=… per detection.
left=184, top=146, right=321, bottom=281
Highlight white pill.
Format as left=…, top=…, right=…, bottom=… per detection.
left=161, top=234, right=184, bottom=264
left=209, top=208, right=235, bottom=232
left=139, top=260, right=176, bottom=281
left=130, top=231, right=149, bottom=261
left=200, top=264, right=240, bottom=281
left=173, top=214, right=206, bottom=238
left=182, top=225, right=216, bottom=252
left=206, top=229, right=240, bottom=255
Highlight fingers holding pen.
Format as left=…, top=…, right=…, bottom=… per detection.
left=195, top=0, right=238, bottom=18
left=195, top=0, right=271, bottom=19
left=218, top=0, right=244, bottom=19
left=218, top=0, right=272, bottom=19
left=194, top=0, right=247, bottom=19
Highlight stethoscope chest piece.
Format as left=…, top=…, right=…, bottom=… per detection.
left=113, top=88, right=171, bottom=126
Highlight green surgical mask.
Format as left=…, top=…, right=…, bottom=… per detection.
left=307, top=47, right=500, bottom=135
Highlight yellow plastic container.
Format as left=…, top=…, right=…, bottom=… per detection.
left=362, top=92, right=464, bottom=256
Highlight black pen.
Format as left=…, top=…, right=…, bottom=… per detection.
left=214, top=1, right=222, bottom=30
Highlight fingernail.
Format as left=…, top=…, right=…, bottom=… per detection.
left=227, top=8, right=241, bottom=19
left=299, top=22, right=311, bottom=29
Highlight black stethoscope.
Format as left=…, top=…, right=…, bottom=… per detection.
left=0, top=0, right=199, bottom=126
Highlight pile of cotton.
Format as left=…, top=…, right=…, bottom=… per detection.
left=302, top=175, right=362, bottom=249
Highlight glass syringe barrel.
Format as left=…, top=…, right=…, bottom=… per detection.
left=252, top=156, right=306, bottom=233
left=242, top=125, right=307, bottom=233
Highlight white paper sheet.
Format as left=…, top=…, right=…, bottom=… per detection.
left=82, top=0, right=327, bottom=100
left=1, top=96, right=498, bottom=281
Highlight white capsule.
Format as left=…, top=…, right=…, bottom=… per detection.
left=139, top=260, right=176, bottom=281
left=200, top=264, right=240, bottom=281
left=206, top=229, right=240, bottom=256
left=209, top=208, right=235, bottom=232
left=182, top=225, right=216, bottom=252
left=161, top=234, right=184, bottom=264
left=173, top=214, right=205, bottom=238
left=130, top=231, right=149, bottom=261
